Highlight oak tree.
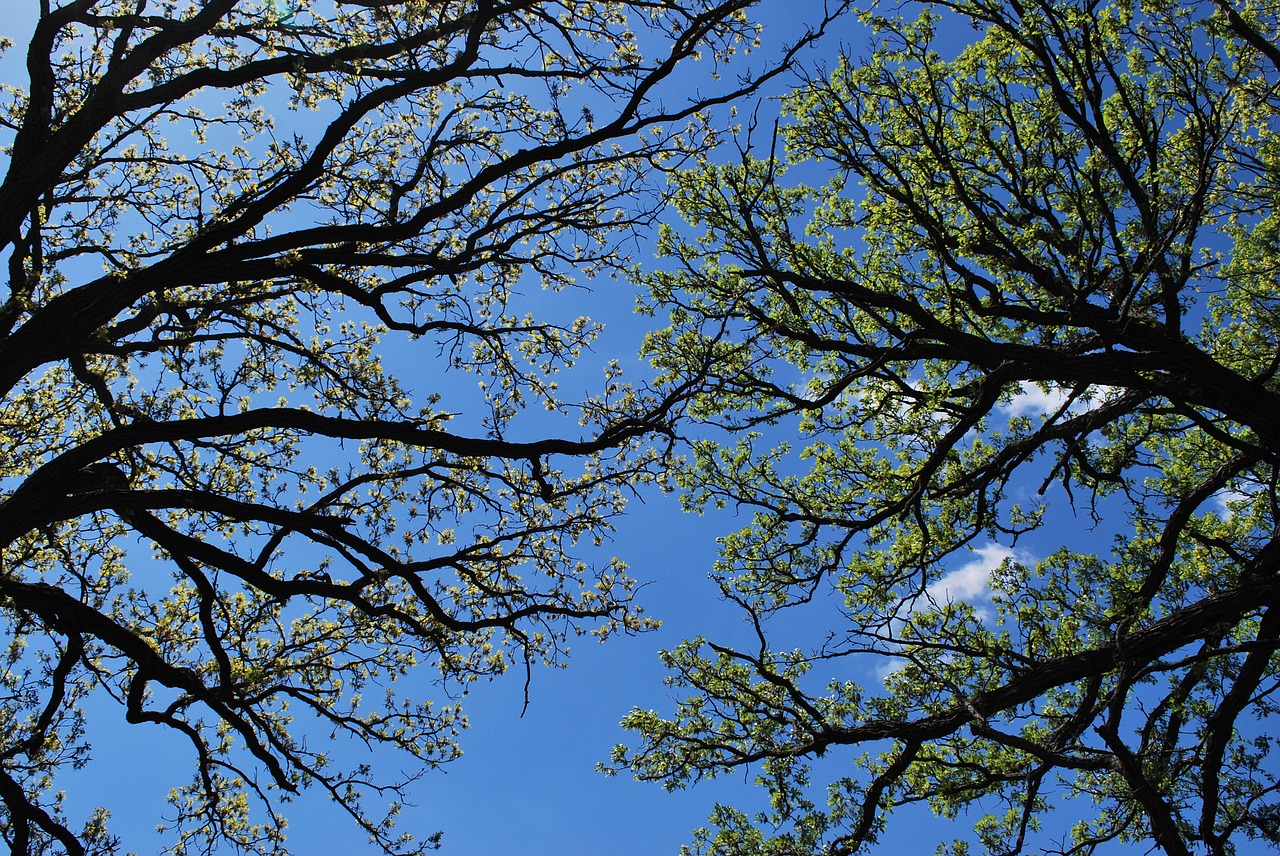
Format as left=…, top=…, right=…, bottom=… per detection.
left=613, top=1, right=1280, bottom=854
left=0, top=1, right=835, bottom=853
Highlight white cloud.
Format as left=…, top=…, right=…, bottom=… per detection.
left=925, top=542, right=1013, bottom=607
left=1003, top=382, right=1073, bottom=418
left=874, top=542, right=1021, bottom=684
left=1213, top=487, right=1258, bottom=520
left=999, top=382, right=1119, bottom=420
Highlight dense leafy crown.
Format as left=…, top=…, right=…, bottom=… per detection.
left=612, top=1, right=1280, bottom=854
left=0, top=1, right=840, bottom=853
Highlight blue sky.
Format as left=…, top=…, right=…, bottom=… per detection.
left=0, top=2, right=1156, bottom=854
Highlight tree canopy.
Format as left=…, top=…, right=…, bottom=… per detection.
left=612, top=1, right=1280, bottom=854
left=0, top=1, right=841, bottom=853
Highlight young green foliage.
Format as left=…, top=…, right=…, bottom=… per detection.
left=613, top=2, right=1280, bottom=854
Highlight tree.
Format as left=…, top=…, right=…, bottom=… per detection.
left=0, top=1, right=841, bottom=853
left=611, top=1, right=1280, bottom=854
